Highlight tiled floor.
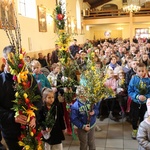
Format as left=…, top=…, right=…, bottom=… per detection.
left=63, top=118, right=138, bottom=150
left=1, top=118, right=138, bottom=150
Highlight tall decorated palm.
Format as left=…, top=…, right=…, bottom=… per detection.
left=1, top=3, right=43, bottom=150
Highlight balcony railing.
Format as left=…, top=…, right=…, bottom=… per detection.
left=82, top=8, right=150, bottom=19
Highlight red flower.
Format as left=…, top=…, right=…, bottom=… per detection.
left=22, top=51, right=26, bottom=56
left=21, top=125, right=26, bottom=129
left=25, top=98, right=30, bottom=104
left=57, top=14, right=64, bottom=20
left=19, top=134, right=25, bottom=140
left=20, top=59, right=24, bottom=64
left=36, top=132, right=42, bottom=141
left=26, top=81, right=31, bottom=88
left=19, top=110, right=23, bottom=115
left=20, top=48, right=22, bottom=54
left=32, top=128, right=36, bottom=134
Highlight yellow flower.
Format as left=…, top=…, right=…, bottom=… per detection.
left=15, top=92, right=19, bottom=97
left=23, top=93, right=28, bottom=99
left=10, top=68, right=17, bottom=75
left=91, top=52, right=95, bottom=57
left=30, top=131, right=34, bottom=136
left=37, top=145, right=43, bottom=150
left=26, top=109, right=35, bottom=122
left=24, top=145, right=30, bottom=150
left=8, top=52, right=14, bottom=64
left=18, top=141, right=25, bottom=146
left=19, top=54, right=23, bottom=59
left=17, top=71, right=28, bottom=83
left=91, top=66, right=95, bottom=71
left=30, top=105, right=38, bottom=111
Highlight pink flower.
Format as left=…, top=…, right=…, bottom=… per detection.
left=18, top=64, right=23, bottom=68
left=13, top=75, right=17, bottom=81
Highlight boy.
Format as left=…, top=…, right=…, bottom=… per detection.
left=70, top=86, right=99, bottom=150
left=128, top=63, right=150, bottom=139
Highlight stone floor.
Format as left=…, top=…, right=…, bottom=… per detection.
left=63, top=118, right=138, bottom=150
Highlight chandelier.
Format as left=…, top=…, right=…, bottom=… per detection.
left=123, top=0, right=141, bottom=13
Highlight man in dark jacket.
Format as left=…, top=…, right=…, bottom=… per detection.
left=69, top=39, right=79, bottom=58
left=51, top=44, right=59, bottom=64
left=37, top=52, right=48, bottom=67
left=0, top=46, right=42, bottom=150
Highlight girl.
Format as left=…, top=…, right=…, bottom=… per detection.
left=31, top=60, right=51, bottom=92
left=116, top=70, right=127, bottom=118
left=39, top=88, right=66, bottom=150
left=104, top=69, right=117, bottom=120
left=140, top=53, right=150, bottom=67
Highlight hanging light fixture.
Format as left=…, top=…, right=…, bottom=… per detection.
left=123, top=0, right=141, bottom=13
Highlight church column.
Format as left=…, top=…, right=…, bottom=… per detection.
left=129, top=11, right=133, bottom=44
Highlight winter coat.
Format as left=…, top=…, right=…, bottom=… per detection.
left=70, top=99, right=99, bottom=129
left=128, top=75, right=150, bottom=104
left=33, top=73, right=51, bottom=92
left=125, top=68, right=136, bottom=86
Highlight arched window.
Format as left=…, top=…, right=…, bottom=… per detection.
left=76, top=0, right=81, bottom=29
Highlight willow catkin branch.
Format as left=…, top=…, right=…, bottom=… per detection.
left=2, top=24, right=13, bottom=45
left=14, top=10, right=22, bottom=51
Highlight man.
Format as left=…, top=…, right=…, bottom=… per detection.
left=77, top=50, right=87, bottom=71
left=69, top=39, right=79, bottom=58
left=37, top=52, right=47, bottom=67
left=0, top=46, right=42, bottom=150
left=51, top=44, right=59, bottom=64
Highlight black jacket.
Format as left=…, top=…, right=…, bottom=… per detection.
left=0, top=72, right=42, bottom=139
left=51, top=50, right=59, bottom=64
left=125, top=68, right=136, bottom=86
left=39, top=101, right=66, bottom=145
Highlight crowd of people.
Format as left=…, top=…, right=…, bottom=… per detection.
left=1, top=36, right=150, bottom=150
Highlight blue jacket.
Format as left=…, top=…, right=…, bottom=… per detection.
left=128, top=75, right=150, bottom=104
left=70, top=99, right=99, bottom=129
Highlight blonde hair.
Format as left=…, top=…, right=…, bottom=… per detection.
left=51, top=63, right=60, bottom=70
left=31, top=60, right=41, bottom=67
left=106, top=68, right=113, bottom=75
left=42, top=87, right=54, bottom=102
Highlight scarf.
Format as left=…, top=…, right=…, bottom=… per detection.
left=109, top=63, right=117, bottom=70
